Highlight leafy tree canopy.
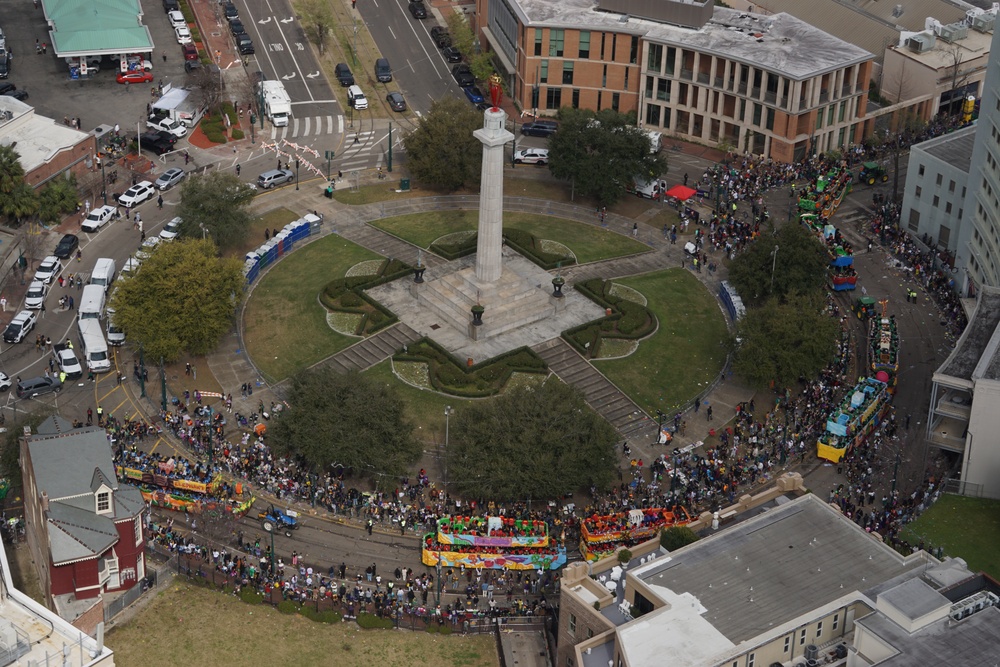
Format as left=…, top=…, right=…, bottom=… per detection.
left=108, top=238, right=245, bottom=361
left=727, top=222, right=830, bottom=307
left=177, top=171, right=256, bottom=251
left=269, top=368, right=420, bottom=487
left=446, top=13, right=494, bottom=82
left=447, top=381, right=617, bottom=501
left=732, top=293, right=840, bottom=389
left=403, top=97, right=482, bottom=192
left=660, top=525, right=699, bottom=551
left=0, top=145, right=39, bottom=226
left=37, top=175, right=79, bottom=225
left=547, top=108, right=668, bottom=207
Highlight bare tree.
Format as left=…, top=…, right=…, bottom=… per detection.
left=192, top=66, right=225, bottom=116
left=945, top=43, right=971, bottom=116
left=298, top=0, right=335, bottom=55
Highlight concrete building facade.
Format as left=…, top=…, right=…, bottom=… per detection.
left=474, top=0, right=874, bottom=161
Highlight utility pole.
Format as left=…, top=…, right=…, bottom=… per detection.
left=387, top=123, right=393, bottom=173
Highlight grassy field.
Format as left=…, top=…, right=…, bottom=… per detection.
left=899, top=494, right=1000, bottom=578
left=372, top=211, right=648, bottom=264
left=594, top=269, right=729, bottom=416
left=243, top=235, right=381, bottom=381
left=230, top=207, right=301, bottom=260
left=107, top=581, right=499, bottom=667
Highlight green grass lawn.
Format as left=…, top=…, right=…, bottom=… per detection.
left=899, top=494, right=1000, bottom=578
left=243, top=235, right=381, bottom=381
left=371, top=211, right=648, bottom=264
left=594, top=269, right=729, bottom=416
left=364, top=359, right=473, bottom=442
left=229, top=207, right=300, bottom=259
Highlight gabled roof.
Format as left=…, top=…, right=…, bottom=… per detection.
left=46, top=502, right=118, bottom=565
left=44, top=0, right=154, bottom=57
left=90, top=466, right=113, bottom=495
left=27, top=421, right=117, bottom=501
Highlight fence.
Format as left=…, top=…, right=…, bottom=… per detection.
left=102, top=560, right=171, bottom=622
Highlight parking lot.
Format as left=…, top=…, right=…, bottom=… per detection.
left=0, top=2, right=201, bottom=134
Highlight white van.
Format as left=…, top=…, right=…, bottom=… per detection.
left=628, top=177, right=667, bottom=199
left=646, top=130, right=662, bottom=153
left=90, top=258, right=116, bottom=292
left=78, top=284, right=106, bottom=321
left=106, top=307, right=125, bottom=346
left=78, top=319, right=111, bottom=372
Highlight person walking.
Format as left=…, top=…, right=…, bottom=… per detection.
left=236, top=164, right=241, bottom=176
left=706, top=405, right=713, bottom=421
left=157, top=195, right=163, bottom=209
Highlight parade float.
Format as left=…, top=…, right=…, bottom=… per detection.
left=868, top=299, right=899, bottom=393
left=421, top=515, right=566, bottom=570
left=116, top=461, right=254, bottom=517
left=817, top=376, right=891, bottom=463
left=580, top=507, right=691, bottom=561
left=798, top=166, right=852, bottom=224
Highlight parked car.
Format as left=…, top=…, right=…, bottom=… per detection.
left=145, top=140, right=175, bottom=156
left=347, top=85, right=368, bottom=110
left=257, top=169, right=294, bottom=189
left=16, top=376, right=61, bottom=399
left=334, top=63, right=354, bottom=86
left=162, top=0, right=180, bottom=11
left=24, top=281, right=47, bottom=309
left=53, top=234, right=79, bottom=259
left=2, top=89, right=27, bottom=101
left=155, top=168, right=186, bottom=190
left=452, top=64, right=474, bottom=87
left=386, top=91, right=406, bottom=112
left=140, top=130, right=177, bottom=146
left=430, top=27, right=451, bottom=48
left=184, top=59, right=202, bottom=73
left=82, top=205, right=116, bottom=232
left=0, top=83, right=15, bottom=96
left=0, top=373, right=10, bottom=392
left=117, top=181, right=156, bottom=208
left=34, top=256, right=62, bottom=284
left=182, top=43, right=198, bottom=61
left=408, top=1, right=427, bottom=18
left=3, top=310, right=37, bottom=343
left=167, top=10, right=186, bottom=28
left=235, top=34, right=255, bottom=55
left=224, top=1, right=238, bottom=20
left=520, top=120, right=558, bottom=137
left=229, top=19, right=246, bottom=36
left=463, top=86, right=485, bottom=106
left=146, top=115, right=187, bottom=137
left=514, top=148, right=550, bottom=165
left=442, top=46, right=462, bottom=63
left=175, top=26, right=193, bottom=44
left=117, top=71, right=154, bottom=85
left=159, top=217, right=183, bottom=240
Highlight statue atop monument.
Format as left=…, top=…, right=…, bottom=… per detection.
left=489, top=74, right=504, bottom=112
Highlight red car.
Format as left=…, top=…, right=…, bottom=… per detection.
left=116, top=71, right=154, bottom=84
left=182, top=43, right=198, bottom=61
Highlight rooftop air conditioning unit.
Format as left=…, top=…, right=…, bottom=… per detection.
left=939, top=22, right=969, bottom=41
left=907, top=33, right=937, bottom=52
left=972, top=14, right=996, bottom=32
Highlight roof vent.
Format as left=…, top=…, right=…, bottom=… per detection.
left=618, top=13, right=630, bottom=22
left=893, top=4, right=904, bottom=18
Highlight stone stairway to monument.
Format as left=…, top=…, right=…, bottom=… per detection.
left=316, top=323, right=422, bottom=374
left=560, top=248, right=672, bottom=284
left=532, top=338, right=653, bottom=441
left=339, top=224, right=445, bottom=269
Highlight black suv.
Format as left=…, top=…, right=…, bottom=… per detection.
left=452, top=64, right=474, bottom=87
left=521, top=120, right=558, bottom=138
left=430, top=27, right=451, bottom=48
left=162, top=0, right=179, bottom=11
left=235, top=34, right=255, bottom=55
left=408, top=1, right=427, bottom=19
left=229, top=19, right=246, bottom=36
left=335, top=63, right=354, bottom=87
left=53, top=234, right=79, bottom=259
left=224, top=2, right=238, bottom=20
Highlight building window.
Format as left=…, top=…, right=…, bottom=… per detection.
left=936, top=173, right=943, bottom=186
left=946, top=202, right=953, bottom=214
left=753, top=104, right=762, bottom=126
left=612, top=92, right=620, bottom=111
left=572, top=89, right=580, bottom=109
left=567, top=658, right=573, bottom=667
left=815, top=109, right=823, bottom=130
left=569, top=613, right=576, bottom=635
left=816, top=621, right=823, bottom=637
left=933, top=195, right=940, bottom=207
left=832, top=614, right=839, bottom=631
left=540, top=60, right=548, bottom=84
left=747, top=653, right=755, bottom=667
left=546, top=87, right=562, bottom=109
left=549, top=29, right=564, bottom=57
left=766, top=108, right=775, bottom=131
left=784, top=636, right=791, bottom=653
left=827, top=105, right=834, bottom=125
left=918, top=164, right=925, bottom=176
left=647, top=43, right=662, bottom=72
left=600, top=32, right=606, bottom=59
left=563, top=61, right=574, bottom=85
left=597, top=91, right=602, bottom=110
left=838, top=101, right=846, bottom=122
left=602, top=64, right=608, bottom=88
left=646, top=104, right=661, bottom=126
left=630, top=36, right=639, bottom=64
left=97, top=491, right=110, bottom=513
left=949, top=180, right=956, bottom=193
left=940, top=225, right=951, bottom=246
left=579, top=31, right=591, bottom=59
left=587, top=629, right=594, bottom=639
left=657, top=78, right=670, bottom=101
left=645, top=77, right=654, bottom=99
left=800, top=629, right=807, bottom=645
left=534, top=29, right=543, bottom=57
left=666, top=46, right=676, bottom=75
left=134, top=517, right=142, bottom=543
left=611, top=34, right=617, bottom=60
left=915, top=186, right=922, bottom=198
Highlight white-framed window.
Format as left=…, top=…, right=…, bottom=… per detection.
left=569, top=613, right=576, bottom=636
left=833, top=613, right=839, bottom=631
left=134, top=517, right=142, bottom=545
left=97, top=491, right=110, bottom=513
left=800, top=628, right=807, bottom=645
left=784, top=636, right=791, bottom=653
left=816, top=621, right=823, bottom=637
left=747, top=653, right=755, bottom=667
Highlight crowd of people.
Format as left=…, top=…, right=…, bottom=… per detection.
left=438, top=516, right=549, bottom=538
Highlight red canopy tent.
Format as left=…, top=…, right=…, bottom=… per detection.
left=665, top=185, right=697, bottom=201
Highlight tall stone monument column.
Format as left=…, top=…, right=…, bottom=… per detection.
left=473, top=81, right=514, bottom=283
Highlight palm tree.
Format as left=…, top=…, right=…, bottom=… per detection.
left=3, top=182, right=40, bottom=227
left=0, top=145, right=25, bottom=195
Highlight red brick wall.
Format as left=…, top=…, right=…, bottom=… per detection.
left=24, top=136, right=98, bottom=190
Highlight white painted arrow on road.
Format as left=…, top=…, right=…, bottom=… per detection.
left=258, top=16, right=272, bottom=24
left=307, top=71, right=320, bottom=78
left=282, top=73, right=297, bottom=80
left=280, top=16, right=294, bottom=23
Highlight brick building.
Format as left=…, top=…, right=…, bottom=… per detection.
left=21, top=417, right=146, bottom=625
left=0, top=96, right=98, bottom=189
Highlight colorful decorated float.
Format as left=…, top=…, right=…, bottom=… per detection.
left=422, top=515, right=565, bottom=570
left=817, top=376, right=891, bottom=463
left=868, top=300, right=899, bottom=393
left=116, top=462, right=253, bottom=517
left=580, top=507, right=691, bottom=561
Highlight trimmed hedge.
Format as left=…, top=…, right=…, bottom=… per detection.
left=232, top=129, right=245, bottom=140
left=430, top=234, right=477, bottom=260
left=429, top=230, right=575, bottom=269
left=393, top=337, right=547, bottom=397
left=564, top=278, right=656, bottom=358
left=299, top=607, right=342, bottom=624
left=320, top=259, right=411, bottom=336
left=277, top=600, right=298, bottom=614
left=357, top=613, right=394, bottom=630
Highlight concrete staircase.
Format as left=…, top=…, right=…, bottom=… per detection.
left=532, top=338, right=653, bottom=441
left=338, top=224, right=445, bottom=269
left=316, top=323, right=422, bottom=374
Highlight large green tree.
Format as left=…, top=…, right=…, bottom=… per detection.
left=727, top=222, right=830, bottom=307
left=108, top=239, right=244, bottom=361
left=403, top=97, right=482, bottom=192
left=548, top=108, right=668, bottom=207
left=37, top=175, right=79, bottom=225
left=269, top=368, right=419, bottom=487
left=447, top=382, right=617, bottom=501
left=445, top=12, right=494, bottom=83
left=732, top=293, right=840, bottom=388
left=0, top=145, right=39, bottom=227
left=177, top=172, right=256, bottom=251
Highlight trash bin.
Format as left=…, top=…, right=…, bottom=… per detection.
left=400, top=178, right=410, bottom=191
left=324, top=185, right=334, bottom=199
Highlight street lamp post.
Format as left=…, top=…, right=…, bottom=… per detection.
left=100, top=156, right=108, bottom=205
left=295, top=159, right=300, bottom=191
left=770, top=245, right=779, bottom=291
left=387, top=123, right=393, bottom=173
left=444, top=406, right=454, bottom=492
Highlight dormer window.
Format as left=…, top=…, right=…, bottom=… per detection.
left=97, top=491, right=110, bottom=513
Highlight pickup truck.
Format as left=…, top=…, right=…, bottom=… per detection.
left=53, top=342, right=83, bottom=379
left=146, top=115, right=187, bottom=138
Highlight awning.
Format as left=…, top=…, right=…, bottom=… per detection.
left=665, top=185, right=697, bottom=201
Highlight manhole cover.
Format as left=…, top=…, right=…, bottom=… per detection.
left=430, top=324, right=440, bottom=330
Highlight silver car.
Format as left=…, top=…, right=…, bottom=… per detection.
left=155, top=168, right=185, bottom=190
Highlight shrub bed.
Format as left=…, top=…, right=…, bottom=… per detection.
left=319, top=259, right=410, bottom=336
left=429, top=230, right=575, bottom=269
left=393, top=338, right=547, bottom=397
left=357, top=613, right=394, bottom=630
left=564, top=278, right=656, bottom=359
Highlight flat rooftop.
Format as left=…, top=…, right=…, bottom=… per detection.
left=936, top=286, right=1000, bottom=382
left=857, top=604, right=1000, bottom=665
left=512, top=2, right=872, bottom=79
left=0, top=98, right=91, bottom=174
left=630, top=495, right=926, bottom=644
left=917, top=123, right=977, bottom=173
left=890, top=28, right=994, bottom=71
